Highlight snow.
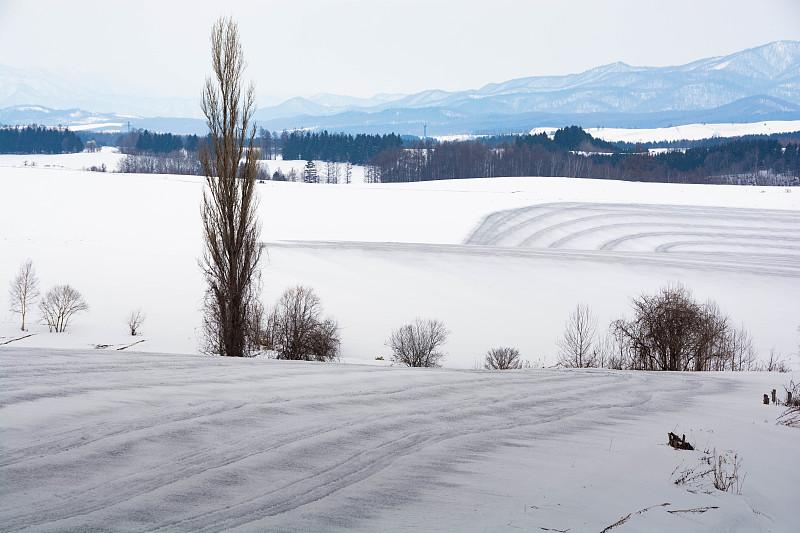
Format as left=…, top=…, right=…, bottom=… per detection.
left=1, top=152, right=798, bottom=367
left=1, top=152, right=799, bottom=531
left=0, top=146, right=125, bottom=171
left=583, top=120, right=800, bottom=144
left=1, top=348, right=798, bottom=531
left=68, top=122, right=126, bottom=131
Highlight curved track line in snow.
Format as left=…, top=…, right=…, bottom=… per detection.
left=464, top=203, right=800, bottom=260
left=267, top=240, right=800, bottom=278
left=1, top=349, right=729, bottom=532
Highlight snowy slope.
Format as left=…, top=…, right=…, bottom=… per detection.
left=1, top=154, right=799, bottom=532
left=1, top=154, right=798, bottom=367
left=1, top=348, right=797, bottom=532
left=582, top=119, right=800, bottom=144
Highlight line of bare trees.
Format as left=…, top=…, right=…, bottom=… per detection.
left=117, top=151, right=202, bottom=175
left=7, top=259, right=89, bottom=333
left=365, top=136, right=800, bottom=186
left=556, top=284, right=788, bottom=372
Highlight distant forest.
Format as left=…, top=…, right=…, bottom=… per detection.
left=365, top=128, right=800, bottom=186
left=0, top=126, right=83, bottom=154
left=4, top=124, right=800, bottom=186
left=280, top=130, right=404, bottom=165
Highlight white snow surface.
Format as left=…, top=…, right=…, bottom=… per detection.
left=1, top=153, right=800, bottom=531
left=530, top=120, right=800, bottom=144
left=1, top=152, right=798, bottom=367
left=1, top=348, right=798, bottom=532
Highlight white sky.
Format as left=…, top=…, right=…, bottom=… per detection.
left=1, top=0, right=799, bottom=103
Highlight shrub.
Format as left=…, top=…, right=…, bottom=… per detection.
left=387, top=318, right=448, bottom=368
left=127, top=309, right=146, bottom=336
left=265, top=285, right=340, bottom=362
left=484, top=347, right=522, bottom=370
left=611, top=283, right=752, bottom=371
left=39, top=285, right=88, bottom=332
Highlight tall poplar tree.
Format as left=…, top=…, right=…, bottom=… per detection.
left=199, top=17, right=263, bottom=357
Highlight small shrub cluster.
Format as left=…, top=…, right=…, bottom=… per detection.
left=261, top=285, right=340, bottom=362
left=556, top=283, right=791, bottom=372
left=672, top=448, right=745, bottom=495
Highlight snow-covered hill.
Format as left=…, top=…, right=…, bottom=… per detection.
left=1, top=156, right=799, bottom=532
left=1, top=348, right=797, bottom=531
left=1, top=153, right=798, bottom=367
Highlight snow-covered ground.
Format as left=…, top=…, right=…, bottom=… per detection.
left=1, top=348, right=798, bottom=532
left=531, top=120, right=800, bottom=144
left=1, top=151, right=798, bottom=367
left=1, top=152, right=799, bottom=531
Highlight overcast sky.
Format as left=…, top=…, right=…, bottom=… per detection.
left=1, top=0, right=799, bottom=103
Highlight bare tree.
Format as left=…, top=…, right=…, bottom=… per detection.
left=39, top=285, right=88, bottom=333
left=8, top=259, right=40, bottom=331
left=199, top=17, right=263, bottom=357
left=344, top=161, right=353, bottom=184
left=484, top=347, right=522, bottom=370
left=557, top=304, right=598, bottom=368
left=127, top=309, right=146, bottom=336
left=265, top=285, right=340, bottom=361
left=611, top=283, right=743, bottom=371
left=324, top=161, right=340, bottom=184
left=387, top=318, right=449, bottom=368
left=762, top=348, right=790, bottom=373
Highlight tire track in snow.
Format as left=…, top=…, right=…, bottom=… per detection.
left=267, top=240, right=800, bottom=278
left=464, top=203, right=800, bottom=261
left=0, top=350, right=729, bottom=532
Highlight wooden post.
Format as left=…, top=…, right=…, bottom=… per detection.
left=763, top=394, right=769, bottom=405
left=789, top=391, right=793, bottom=406
left=772, top=389, right=777, bottom=404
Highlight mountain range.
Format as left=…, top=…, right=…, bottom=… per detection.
left=2, top=41, right=799, bottom=136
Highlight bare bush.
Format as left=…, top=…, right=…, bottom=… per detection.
left=127, top=309, right=146, bottom=336
left=199, top=17, right=263, bottom=357
left=265, top=285, right=340, bottom=362
left=611, top=283, right=752, bottom=371
left=8, top=259, right=40, bottom=331
left=777, top=379, right=800, bottom=428
left=116, top=151, right=201, bottom=175
left=672, top=448, right=745, bottom=495
left=484, top=347, right=523, bottom=370
left=39, top=285, right=88, bottom=332
left=761, top=348, right=791, bottom=372
left=557, top=304, right=598, bottom=368
left=387, top=318, right=448, bottom=368
left=712, top=449, right=745, bottom=494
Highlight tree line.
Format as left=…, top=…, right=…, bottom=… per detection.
left=0, top=126, right=83, bottom=154
left=366, top=129, right=800, bottom=186
left=117, top=129, right=201, bottom=155
left=281, top=130, right=404, bottom=165
left=556, top=284, right=792, bottom=373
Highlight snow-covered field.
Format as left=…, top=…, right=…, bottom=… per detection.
left=531, top=120, right=800, bottom=144
left=1, top=152, right=799, bottom=531
left=1, top=348, right=798, bottom=532
left=1, top=151, right=798, bottom=366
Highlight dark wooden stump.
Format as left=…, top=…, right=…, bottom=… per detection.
left=668, top=432, right=694, bottom=450
left=763, top=394, right=770, bottom=405
left=772, top=389, right=777, bottom=404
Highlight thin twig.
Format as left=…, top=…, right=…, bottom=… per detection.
left=601, top=503, right=670, bottom=532
left=600, top=513, right=630, bottom=533
left=117, top=339, right=146, bottom=351
left=667, top=506, right=718, bottom=514
left=0, top=333, right=35, bottom=345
